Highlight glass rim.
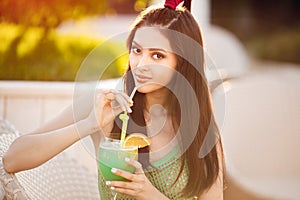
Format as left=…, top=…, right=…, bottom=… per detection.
left=100, top=136, right=138, bottom=150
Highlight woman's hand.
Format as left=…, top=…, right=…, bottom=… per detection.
left=106, top=158, right=169, bottom=200
left=85, top=89, right=133, bottom=135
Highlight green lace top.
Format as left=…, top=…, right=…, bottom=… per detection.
left=98, top=146, right=196, bottom=199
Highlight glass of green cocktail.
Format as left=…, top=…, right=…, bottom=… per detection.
left=98, top=137, right=138, bottom=199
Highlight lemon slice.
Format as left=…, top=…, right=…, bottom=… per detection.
left=124, top=133, right=151, bottom=148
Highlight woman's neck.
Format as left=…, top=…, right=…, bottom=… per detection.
left=145, top=87, right=170, bottom=112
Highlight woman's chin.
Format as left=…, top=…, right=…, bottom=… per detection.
left=137, top=85, right=152, bottom=94
left=136, top=84, right=164, bottom=94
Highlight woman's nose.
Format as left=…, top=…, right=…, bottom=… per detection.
left=136, top=55, right=150, bottom=70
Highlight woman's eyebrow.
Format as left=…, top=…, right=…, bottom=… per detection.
left=132, top=41, right=141, bottom=47
left=148, top=48, right=167, bottom=53
left=132, top=41, right=168, bottom=53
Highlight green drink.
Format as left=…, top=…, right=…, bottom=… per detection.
left=98, top=137, right=138, bottom=181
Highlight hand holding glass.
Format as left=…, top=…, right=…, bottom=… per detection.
left=98, top=137, right=138, bottom=181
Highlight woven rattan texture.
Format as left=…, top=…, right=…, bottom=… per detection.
left=0, top=119, right=100, bottom=200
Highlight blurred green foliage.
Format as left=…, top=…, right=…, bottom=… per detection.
left=0, top=23, right=128, bottom=81
left=0, top=0, right=150, bottom=81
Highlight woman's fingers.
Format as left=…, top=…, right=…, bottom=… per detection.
left=92, top=89, right=133, bottom=131
left=106, top=159, right=153, bottom=198
left=111, top=187, right=138, bottom=197
left=125, top=158, right=144, bottom=174
left=114, top=94, right=132, bottom=113
left=102, top=90, right=133, bottom=113
left=118, top=92, right=134, bottom=105
left=110, top=168, right=145, bottom=182
left=106, top=180, right=141, bottom=190
left=113, top=188, right=137, bottom=196
left=111, top=168, right=135, bottom=181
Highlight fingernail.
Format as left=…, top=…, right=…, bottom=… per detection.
left=111, top=186, right=115, bottom=190
left=125, top=157, right=130, bottom=162
left=111, top=168, right=117, bottom=173
left=128, top=107, right=132, bottom=113
left=106, top=181, right=111, bottom=185
left=130, top=99, right=134, bottom=104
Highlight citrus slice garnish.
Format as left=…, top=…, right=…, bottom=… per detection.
left=123, top=133, right=151, bottom=148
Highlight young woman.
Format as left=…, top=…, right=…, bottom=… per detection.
left=3, top=1, right=224, bottom=199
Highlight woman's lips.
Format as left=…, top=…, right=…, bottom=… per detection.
left=135, top=74, right=152, bottom=83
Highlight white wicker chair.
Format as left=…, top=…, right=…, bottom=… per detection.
left=0, top=119, right=100, bottom=200
left=213, top=67, right=300, bottom=200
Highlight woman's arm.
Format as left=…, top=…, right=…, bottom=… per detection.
left=2, top=89, right=132, bottom=173
left=3, top=119, right=94, bottom=173
left=2, top=91, right=96, bottom=173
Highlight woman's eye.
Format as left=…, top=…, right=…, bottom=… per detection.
left=131, top=47, right=141, bottom=54
left=152, top=53, right=164, bottom=60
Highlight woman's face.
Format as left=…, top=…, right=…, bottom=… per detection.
left=129, top=27, right=177, bottom=94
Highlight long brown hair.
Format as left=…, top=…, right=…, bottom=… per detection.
left=112, top=5, right=223, bottom=198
